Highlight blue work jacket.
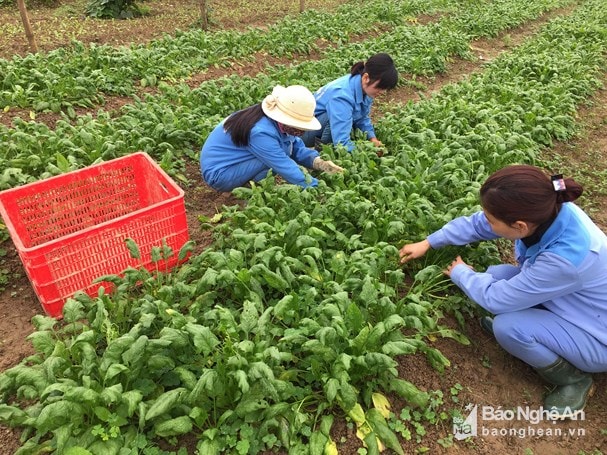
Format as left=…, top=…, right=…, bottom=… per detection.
left=201, top=115, right=319, bottom=190
left=313, top=74, right=376, bottom=152
left=427, top=203, right=607, bottom=344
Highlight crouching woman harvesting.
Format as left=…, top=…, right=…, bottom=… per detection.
left=399, top=165, right=607, bottom=417
left=200, top=85, right=343, bottom=192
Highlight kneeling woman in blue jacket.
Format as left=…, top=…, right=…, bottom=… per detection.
left=400, top=165, right=607, bottom=417
left=302, top=53, right=398, bottom=153
left=200, top=85, right=343, bottom=192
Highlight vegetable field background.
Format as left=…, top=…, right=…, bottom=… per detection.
left=1, top=0, right=607, bottom=453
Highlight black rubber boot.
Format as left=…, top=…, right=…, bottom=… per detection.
left=480, top=316, right=494, bottom=337
left=535, top=357, right=594, bottom=419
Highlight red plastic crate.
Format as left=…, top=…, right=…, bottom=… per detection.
left=0, top=152, right=189, bottom=318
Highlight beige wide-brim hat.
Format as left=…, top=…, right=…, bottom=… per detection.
left=262, top=85, right=321, bottom=131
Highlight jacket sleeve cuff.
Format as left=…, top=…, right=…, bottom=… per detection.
left=427, top=231, right=446, bottom=249
left=450, top=263, right=472, bottom=286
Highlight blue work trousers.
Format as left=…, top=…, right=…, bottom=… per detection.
left=487, top=264, right=607, bottom=372
left=302, top=113, right=331, bottom=148
left=202, top=158, right=270, bottom=192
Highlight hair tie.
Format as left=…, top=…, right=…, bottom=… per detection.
left=551, top=174, right=566, bottom=192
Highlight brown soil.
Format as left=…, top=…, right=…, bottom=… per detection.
left=1, top=1, right=607, bottom=454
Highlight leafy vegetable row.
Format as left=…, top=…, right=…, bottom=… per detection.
left=1, top=0, right=606, bottom=452
left=0, top=0, right=448, bottom=114
left=0, top=0, right=574, bottom=191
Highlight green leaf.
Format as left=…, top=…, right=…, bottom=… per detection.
left=55, top=152, right=70, bottom=172
left=100, top=334, right=136, bottom=372
left=26, top=331, right=55, bottom=356
left=366, top=322, right=386, bottom=348
left=64, top=386, right=100, bottom=406
left=234, top=396, right=269, bottom=417
left=345, top=302, right=364, bottom=334
left=388, top=379, right=429, bottom=408
left=234, top=440, right=249, bottom=455
left=325, top=378, right=339, bottom=403
left=125, top=238, right=141, bottom=259
left=190, top=369, right=219, bottom=402
left=366, top=408, right=404, bottom=455
left=383, top=314, right=405, bottom=331
left=425, top=347, right=451, bottom=373
left=36, top=401, right=84, bottom=433
left=100, top=384, right=123, bottom=404
left=350, top=325, right=370, bottom=353
left=174, top=367, right=198, bottom=390
left=66, top=106, right=76, bottom=119
left=93, top=406, right=112, bottom=422
left=145, top=388, right=186, bottom=421
left=146, top=356, right=176, bottom=375
left=0, top=404, right=27, bottom=425
left=296, top=235, right=318, bottom=249
left=320, top=414, right=334, bottom=436
left=62, top=299, right=85, bottom=323
left=239, top=300, right=260, bottom=333
left=346, top=403, right=365, bottom=425
left=309, top=430, right=328, bottom=455
left=178, top=240, right=195, bottom=261
left=386, top=220, right=406, bottom=238
left=122, top=335, right=148, bottom=365
left=273, top=294, right=294, bottom=319
left=198, top=438, right=221, bottom=455
left=154, top=415, right=193, bottom=437
left=232, top=370, right=249, bottom=394
left=86, top=438, right=123, bottom=454
left=363, top=429, right=380, bottom=455
left=381, top=340, right=419, bottom=356
left=184, top=323, right=220, bottom=355
left=121, top=390, right=143, bottom=417
left=14, top=366, right=47, bottom=394
left=151, top=245, right=162, bottom=262
left=104, top=363, right=128, bottom=382
left=435, top=328, right=470, bottom=345
left=200, top=268, right=219, bottom=287
left=30, top=315, right=58, bottom=331
left=258, top=266, right=288, bottom=290
left=64, top=447, right=93, bottom=455
left=53, top=423, right=72, bottom=453
left=159, top=327, right=189, bottom=349
left=249, top=361, right=274, bottom=380
left=359, top=276, right=378, bottom=304
left=317, top=327, right=337, bottom=346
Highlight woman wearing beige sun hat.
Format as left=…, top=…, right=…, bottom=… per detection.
left=200, top=85, right=344, bottom=192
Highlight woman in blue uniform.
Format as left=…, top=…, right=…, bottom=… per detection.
left=302, top=53, right=398, bottom=153
left=200, top=85, right=343, bottom=192
left=399, top=165, right=607, bottom=417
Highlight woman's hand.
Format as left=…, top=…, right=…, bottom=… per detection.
left=444, top=256, right=474, bottom=277
left=370, top=137, right=386, bottom=156
left=370, top=137, right=384, bottom=147
left=399, top=239, right=431, bottom=264
left=312, top=157, right=344, bottom=174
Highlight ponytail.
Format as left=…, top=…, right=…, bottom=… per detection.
left=557, top=178, right=583, bottom=203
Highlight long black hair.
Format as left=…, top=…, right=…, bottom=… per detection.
left=223, top=104, right=265, bottom=147
left=350, top=53, right=398, bottom=90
